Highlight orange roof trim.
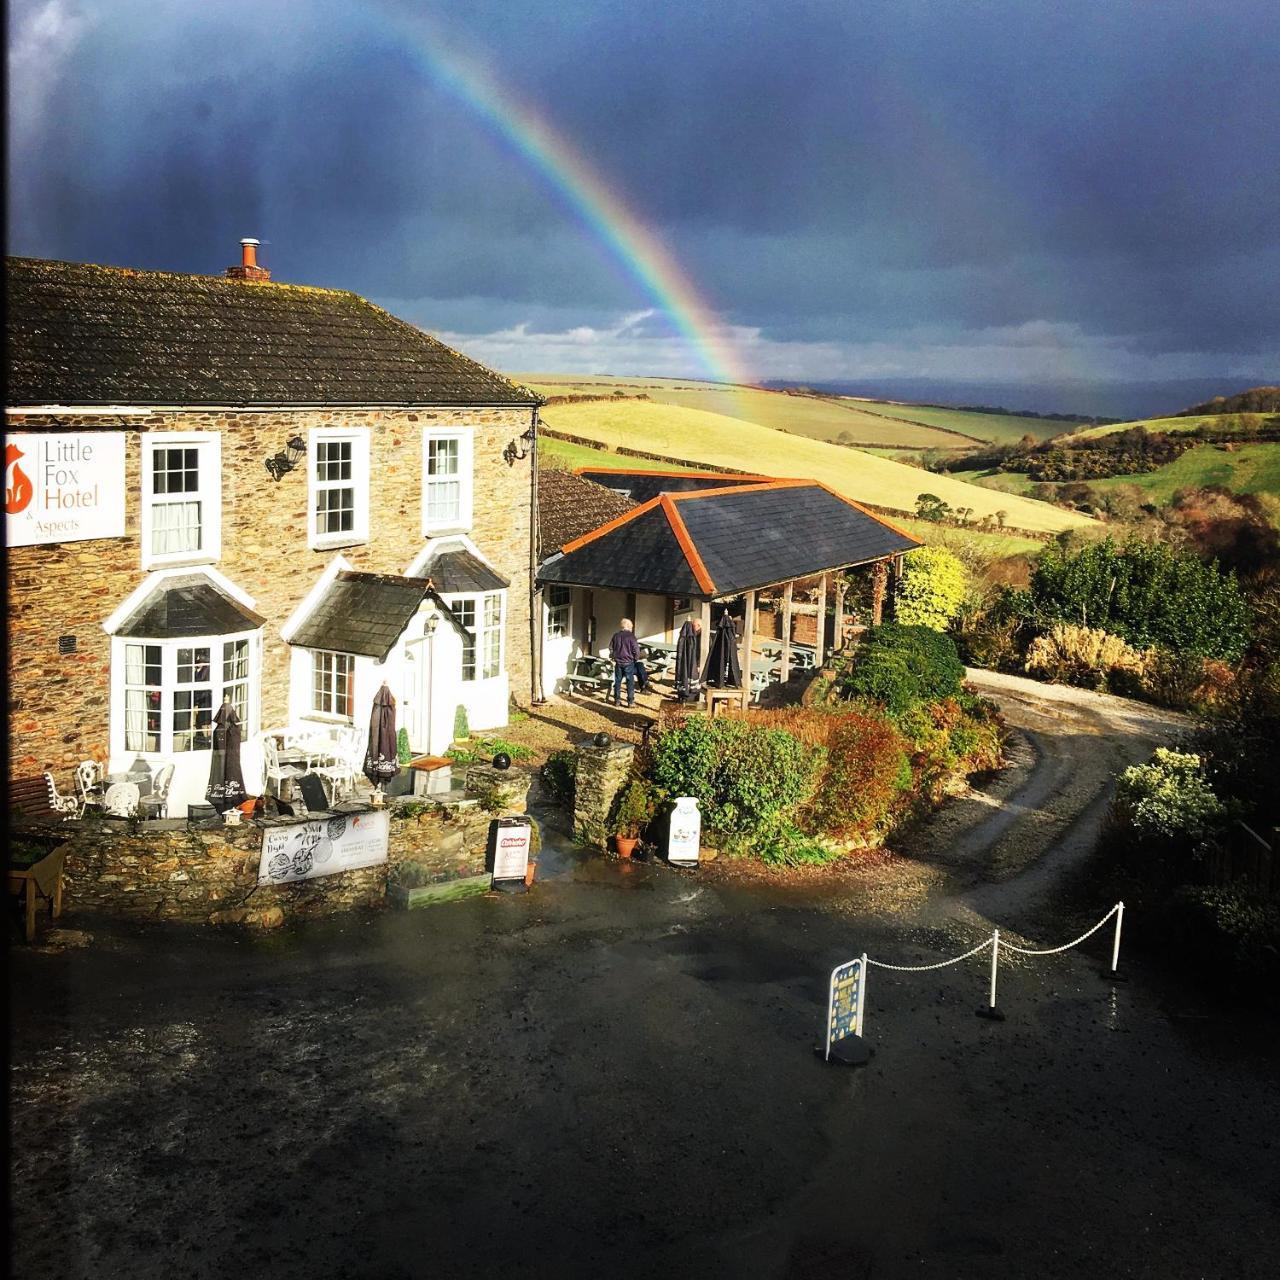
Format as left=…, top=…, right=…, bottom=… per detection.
left=660, top=496, right=717, bottom=595
left=558, top=495, right=662, bottom=554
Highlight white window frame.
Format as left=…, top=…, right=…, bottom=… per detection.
left=140, top=433, right=222, bottom=569
left=112, top=629, right=261, bottom=760
left=448, top=590, right=505, bottom=683
left=546, top=585, right=572, bottom=639
left=422, top=428, right=474, bottom=535
left=310, top=649, right=357, bottom=722
left=308, top=427, right=370, bottom=550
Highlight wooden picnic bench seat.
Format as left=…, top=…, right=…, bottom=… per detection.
left=563, top=656, right=612, bottom=698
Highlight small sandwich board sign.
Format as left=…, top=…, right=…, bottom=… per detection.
left=823, top=957, right=871, bottom=1066
left=487, top=817, right=532, bottom=893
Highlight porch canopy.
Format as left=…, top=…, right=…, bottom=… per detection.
left=539, top=477, right=920, bottom=600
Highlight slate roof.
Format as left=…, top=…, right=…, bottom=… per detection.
left=574, top=467, right=772, bottom=505
left=539, top=468, right=637, bottom=551
left=116, top=575, right=266, bottom=638
left=422, top=545, right=509, bottom=594
left=289, top=572, right=469, bottom=662
left=5, top=256, right=539, bottom=407
left=538, top=480, right=921, bottom=598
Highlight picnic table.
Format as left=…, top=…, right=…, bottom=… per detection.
left=8, top=844, right=66, bottom=942
left=563, top=655, right=612, bottom=698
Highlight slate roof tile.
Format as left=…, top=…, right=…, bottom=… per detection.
left=116, top=575, right=267, bottom=638
left=538, top=468, right=637, bottom=550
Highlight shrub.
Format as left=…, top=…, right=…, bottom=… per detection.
left=540, top=749, right=576, bottom=808
left=610, top=778, right=657, bottom=838
left=1113, top=749, right=1226, bottom=843
left=894, top=546, right=968, bottom=631
left=1164, top=885, right=1280, bottom=984
left=453, top=704, right=470, bottom=742
left=396, top=727, right=413, bottom=765
left=1024, top=623, right=1146, bottom=690
left=648, top=716, right=824, bottom=848
left=800, top=709, right=911, bottom=839
left=756, top=824, right=843, bottom=868
left=445, top=736, right=533, bottom=765
left=1027, top=537, right=1250, bottom=660
left=840, top=624, right=965, bottom=716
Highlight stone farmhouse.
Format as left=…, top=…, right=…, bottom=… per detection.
left=6, top=244, right=539, bottom=812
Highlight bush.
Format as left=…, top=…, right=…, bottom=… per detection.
left=1024, top=623, right=1146, bottom=690
left=755, top=824, right=843, bottom=868
left=540, top=749, right=576, bottom=808
left=453, top=704, right=470, bottom=742
left=840, top=624, right=965, bottom=716
left=396, top=727, right=413, bottom=765
left=609, top=778, right=657, bottom=838
left=894, top=546, right=968, bottom=631
left=1027, top=537, right=1250, bottom=660
left=648, top=716, right=824, bottom=849
left=800, top=709, right=912, bottom=839
left=1164, top=885, right=1280, bottom=984
left=1113, top=749, right=1226, bottom=843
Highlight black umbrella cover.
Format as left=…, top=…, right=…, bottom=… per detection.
left=364, top=683, right=401, bottom=785
left=701, top=612, right=742, bottom=688
left=206, top=700, right=247, bottom=813
left=674, top=619, right=702, bottom=701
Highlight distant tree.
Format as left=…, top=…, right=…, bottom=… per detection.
left=996, top=510, right=1008, bottom=529
left=915, top=493, right=952, bottom=523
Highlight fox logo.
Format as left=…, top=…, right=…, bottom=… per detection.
left=5, top=443, right=33, bottom=515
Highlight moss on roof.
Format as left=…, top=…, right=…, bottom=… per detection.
left=5, top=256, right=539, bottom=407
left=538, top=467, right=637, bottom=553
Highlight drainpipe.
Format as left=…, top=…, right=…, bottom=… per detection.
left=529, top=405, right=545, bottom=704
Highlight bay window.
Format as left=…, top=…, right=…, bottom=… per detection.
left=141, top=434, right=221, bottom=568
left=117, top=631, right=259, bottom=756
left=451, top=591, right=503, bottom=682
left=423, top=429, right=473, bottom=533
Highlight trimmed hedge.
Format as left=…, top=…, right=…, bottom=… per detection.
left=840, top=624, right=966, bottom=717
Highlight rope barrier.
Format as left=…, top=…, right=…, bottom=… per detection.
left=822, top=902, right=1126, bottom=1061
left=997, top=903, right=1120, bottom=956
left=865, top=936, right=994, bottom=972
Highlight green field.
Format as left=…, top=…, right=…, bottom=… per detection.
left=1074, top=413, right=1273, bottom=440
left=840, top=398, right=1072, bottom=444
left=1086, top=443, right=1280, bottom=504
left=538, top=436, right=703, bottom=473
left=537, top=398, right=1090, bottom=534
left=523, top=373, right=1064, bottom=450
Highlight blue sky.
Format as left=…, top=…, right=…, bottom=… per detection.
left=8, top=0, right=1278, bottom=414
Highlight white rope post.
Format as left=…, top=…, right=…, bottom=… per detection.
left=856, top=953, right=868, bottom=1038
left=1105, top=901, right=1128, bottom=981
left=976, top=929, right=1006, bottom=1020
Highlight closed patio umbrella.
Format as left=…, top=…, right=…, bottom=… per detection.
left=701, top=611, right=742, bottom=688
left=674, top=619, right=702, bottom=702
left=364, top=682, right=401, bottom=787
left=206, top=698, right=246, bottom=813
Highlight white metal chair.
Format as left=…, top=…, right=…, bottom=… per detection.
left=103, top=782, right=140, bottom=817
left=74, top=760, right=104, bottom=811
left=44, top=772, right=80, bottom=818
left=310, top=727, right=364, bottom=804
left=140, top=763, right=174, bottom=819
left=263, top=735, right=304, bottom=799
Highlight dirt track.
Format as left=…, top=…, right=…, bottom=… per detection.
left=12, top=677, right=1280, bottom=1280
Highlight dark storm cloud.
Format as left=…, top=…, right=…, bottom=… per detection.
left=8, top=0, right=1279, bottom=391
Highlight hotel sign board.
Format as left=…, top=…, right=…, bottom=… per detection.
left=259, top=810, right=390, bottom=885
left=5, top=432, right=127, bottom=547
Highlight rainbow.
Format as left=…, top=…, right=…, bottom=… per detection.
left=373, top=11, right=748, bottom=386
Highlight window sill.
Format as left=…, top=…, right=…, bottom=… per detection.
left=310, top=535, right=369, bottom=552
left=142, top=552, right=218, bottom=571
left=423, top=524, right=470, bottom=538
left=302, top=712, right=355, bottom=727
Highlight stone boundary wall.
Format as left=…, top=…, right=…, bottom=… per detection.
left=15, top=768, right=533, bottom=927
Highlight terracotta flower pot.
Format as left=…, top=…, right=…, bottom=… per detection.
left=615, top=835, right=639, bottom=859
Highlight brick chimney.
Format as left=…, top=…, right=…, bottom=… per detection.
left=225, top=237, right=271, bottom=282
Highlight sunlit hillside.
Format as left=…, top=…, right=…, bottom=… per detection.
left=537, top=398, right=1091, bottom=533
left=1073, top=413, right=1273, bottom=440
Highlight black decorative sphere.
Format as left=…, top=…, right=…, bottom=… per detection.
left=492, top=752, right=512, bottom=771
left=593, top=732, right=612, bottom=749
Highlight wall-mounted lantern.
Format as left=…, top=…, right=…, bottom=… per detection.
left=264, top=435, right=306, bottom=482
left=502, top=423, right=537, bottom=467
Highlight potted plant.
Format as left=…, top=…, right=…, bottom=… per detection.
left=611, top=779, right=655, bottom=859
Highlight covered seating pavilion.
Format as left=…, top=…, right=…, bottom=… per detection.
left=537, top=472, right=922, bottom=707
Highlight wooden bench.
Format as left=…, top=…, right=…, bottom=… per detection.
left=9, top=775, right=58, bottom=822
left=564, top=657, right=612, bottom=698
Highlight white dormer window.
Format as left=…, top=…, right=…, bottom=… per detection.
left=309, top=427, right=370, bottom=549
left=422, top=429, right=473, bottom=534
left=141, top=433, right=221, bottom=569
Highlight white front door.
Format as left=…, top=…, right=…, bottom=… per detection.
left=403, top=637, right=431, bottom=752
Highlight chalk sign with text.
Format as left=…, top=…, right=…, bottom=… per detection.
left=258, top=810, right=390, bottom=885
left=5, top=433, right=127, bottom=547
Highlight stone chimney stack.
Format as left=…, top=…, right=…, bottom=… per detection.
left=225, top=237, right=271, bottom=282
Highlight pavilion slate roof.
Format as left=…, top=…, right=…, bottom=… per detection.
left=289, top=572, right=468, bottom=662
left=539, top=468, right=637, bottom=551
left=5, top=256, right=539, bottom=407
left=115, top=575, right=266, bottom=639
left=537, top=480, right=921, bottom=599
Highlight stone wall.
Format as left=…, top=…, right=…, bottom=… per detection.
left=17, top=768, right=534, bottom=926
left=572, top=740, right=636, bottom=848
left=6, top=406, right=536, bottom=782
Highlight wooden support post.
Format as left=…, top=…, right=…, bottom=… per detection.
left=781, top=581, right=793, bottom=685
left=741, top=589, right=756, bottom=708
left=871, top=562, right=888, bottom=626
left=814, top=574, right=828, bottom=669
left=834, top=578, right=848, bottom=652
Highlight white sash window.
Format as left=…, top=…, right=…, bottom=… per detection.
left=309, top=428, right=370, bottom=549
left=423, top=430, right=473, bottom=534
left=141, top=434, right=221, bottom=568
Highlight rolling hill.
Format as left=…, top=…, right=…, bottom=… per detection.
left=536, top=398, right=1091, bottom=534
left=1072, top=413, right=1274, bottom=440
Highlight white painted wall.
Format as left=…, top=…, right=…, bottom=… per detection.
left=541, top=590, right=581, bottom=695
